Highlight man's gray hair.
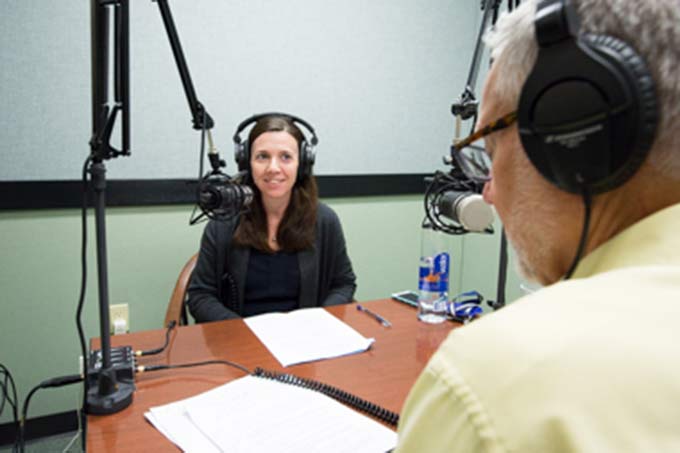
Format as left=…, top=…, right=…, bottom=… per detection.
left=484, top=0, right=680, bottom=176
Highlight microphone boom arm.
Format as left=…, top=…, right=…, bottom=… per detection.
left=451, top=0, right=502, bottom=121
left=153, top=0, right=215, bottom=132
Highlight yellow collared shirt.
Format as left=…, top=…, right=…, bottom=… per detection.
left=396, top=203, right=680, bottom=453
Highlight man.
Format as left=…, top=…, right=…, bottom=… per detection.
left=396, top=0, right=680, bottom=451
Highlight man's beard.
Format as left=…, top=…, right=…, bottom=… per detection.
left=504, top=217, right=562, bottom=286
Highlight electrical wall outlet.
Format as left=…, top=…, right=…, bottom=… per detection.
left=110, top=303, right=130, bottom=335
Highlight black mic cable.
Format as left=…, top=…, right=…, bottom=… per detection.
left=136, top=360, right=251, bottom=376
left=18, top=374, right=84, bottom=453
left=188, top=113, right=212, bottom=225
left=135, top=321, right=177, bottom=357
left=0, top=364, right=19, bottom=453
left=75, top=155, right=92, bottom=450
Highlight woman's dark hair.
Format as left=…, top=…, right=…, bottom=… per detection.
left=233, top=115, right=318, bottom=253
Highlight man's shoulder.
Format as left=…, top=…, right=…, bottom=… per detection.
left=432, top=268, right=674, bottom=381
left=426, top=267, right=680, bottom=451
left=450, top=267, right=678, bottom=351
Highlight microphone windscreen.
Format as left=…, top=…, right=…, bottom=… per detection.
left=438, top=191, right=494, bottom=232
left=457, top=194, right=494, bottom=232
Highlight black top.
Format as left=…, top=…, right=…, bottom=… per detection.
left=242, top=249, right=300, bottom=317
left=187, top=202, right=357, bottom=323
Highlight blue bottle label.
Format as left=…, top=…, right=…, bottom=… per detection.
left=418, top=252, right=450, bottom=293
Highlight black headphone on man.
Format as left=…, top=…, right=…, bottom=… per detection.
left=518, top=0, right=658, bottom=195
left=232, top=112, right=318, bottom=181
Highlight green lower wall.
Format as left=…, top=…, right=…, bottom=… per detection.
left=0, top=195, right=524, bottom=423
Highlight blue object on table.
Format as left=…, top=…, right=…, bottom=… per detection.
left=448, top=290, right=484, bottom=321
left=356, top=304, right=392, bottom=327
left=452, top=302, right=483, bottom=318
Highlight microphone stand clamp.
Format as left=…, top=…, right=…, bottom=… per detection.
left=450, top=87, right=479, bottom=121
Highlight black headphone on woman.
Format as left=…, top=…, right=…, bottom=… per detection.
left=232, top=112, right=318, bottom=181
left=518, top=0, right=658, bottom=194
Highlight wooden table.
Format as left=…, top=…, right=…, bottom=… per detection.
left=87, top=299, right=458, bottom=451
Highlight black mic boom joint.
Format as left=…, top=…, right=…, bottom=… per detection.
left=451, top=86, right=479, bottom=121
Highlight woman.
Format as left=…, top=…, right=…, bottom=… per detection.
left=187, top=113, right=356, bottom=322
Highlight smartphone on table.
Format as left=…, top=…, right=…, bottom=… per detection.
left=391, top=290, right=475, bottom=324
left=391, top=290, right=419, bottom=308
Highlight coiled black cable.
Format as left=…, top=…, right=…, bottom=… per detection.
left=221, top=271, right=239, bottom=313
left=252, top=367, right=400, bottom=427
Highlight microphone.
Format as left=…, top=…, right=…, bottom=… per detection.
left=196, top=171, right=253, bottom=222
left=438, top=191, right=494, bottom=232
left=191, top=128, right=253, bottom=223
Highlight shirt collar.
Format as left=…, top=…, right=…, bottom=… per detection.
left=572, top=202, right=680, bottom=279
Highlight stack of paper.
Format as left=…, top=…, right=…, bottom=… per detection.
left=244, top=307, right=375, bottom=366
left=146, top=375, right=397, bottom=453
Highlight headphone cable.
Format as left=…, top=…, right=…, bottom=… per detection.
left=564, top=188, right=592, bottom=280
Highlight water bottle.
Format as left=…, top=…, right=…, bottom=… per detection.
left=417, top=220, right=450, bottom=324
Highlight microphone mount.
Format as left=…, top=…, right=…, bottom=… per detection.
left=193, top=172, right=253, bottom=224
left=424, top=169, right=492, bottom=236
left=439, top=0, right=515, bottom=311
left=450, top=0, right=502, bottom=124
left=153, top=0, right=254, bottom=224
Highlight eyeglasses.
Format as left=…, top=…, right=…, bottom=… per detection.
left=450, top=111, right=517, bottom=182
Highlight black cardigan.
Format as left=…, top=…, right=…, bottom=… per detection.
left=187, top=203, right=357, bottom=322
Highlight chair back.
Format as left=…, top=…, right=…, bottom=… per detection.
left=164, top=253, right=198, bottom=327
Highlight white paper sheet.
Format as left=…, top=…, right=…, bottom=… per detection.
left=145, top=384, right=225, bottom=453
left=147, top=375, right=397, bottom=453
left=243, top=307, right=375, bottom=366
